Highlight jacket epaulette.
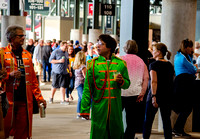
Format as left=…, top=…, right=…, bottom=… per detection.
left=114, top=54, right=127, bottom=68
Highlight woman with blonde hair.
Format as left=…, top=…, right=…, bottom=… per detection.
left=73, top=51, right=86, bottom=118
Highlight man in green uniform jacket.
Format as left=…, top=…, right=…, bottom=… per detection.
left=80, top=34, right=130, bottom=139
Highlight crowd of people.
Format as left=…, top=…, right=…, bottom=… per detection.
left=0, top=25, right=199, bottom=139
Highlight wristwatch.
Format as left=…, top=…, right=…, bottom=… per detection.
left=152, top=94, right=156, bottom=98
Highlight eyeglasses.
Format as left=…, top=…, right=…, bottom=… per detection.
left=16, top=35, right=26, bottom=38
left=98, top=41, right=105, bottom=46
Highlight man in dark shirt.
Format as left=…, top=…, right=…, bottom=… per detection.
left=42, top=40, right=52, bottom=82
left=25, top=38, right=35, bottom=55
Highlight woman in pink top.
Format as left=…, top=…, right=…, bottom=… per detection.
left=121, top=40, right=149, bottom=139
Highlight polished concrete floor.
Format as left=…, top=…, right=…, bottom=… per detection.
left=32, top=82, right=200, bottom=139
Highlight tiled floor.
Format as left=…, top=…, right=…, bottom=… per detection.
left=32, top=82, right=200, bottom=139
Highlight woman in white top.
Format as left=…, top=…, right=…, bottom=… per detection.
left=120, top=40, right=149, bottom=139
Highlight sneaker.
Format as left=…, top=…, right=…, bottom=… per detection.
left=181, top=132, right=191, bottom=137
left=172, top=130, right=182, bottom=137
left=60, top=101, right=69, bottom=105
left=40, top=82, right=45, bottom=86
left=81, top=117, right=87, bottom=120
left=49, top=98, right=53, bottom=104
left=76, top=115, right=81, bottom=119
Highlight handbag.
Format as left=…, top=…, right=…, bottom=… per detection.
left=33, top=95, right=39, bottom=114
left=0, top=89, right=9, bottom=118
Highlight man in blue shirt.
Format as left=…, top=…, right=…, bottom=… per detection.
left=49, top=41, right=71, bottom=104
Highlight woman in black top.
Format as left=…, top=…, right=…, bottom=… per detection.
left=143, top=43, right=174, bottom=139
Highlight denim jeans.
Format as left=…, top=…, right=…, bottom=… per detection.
left=76, top=84, right=84, bottom=113
left=42, top=59, right=51, bottom=82
left=65, top=76, right=75, bottom=98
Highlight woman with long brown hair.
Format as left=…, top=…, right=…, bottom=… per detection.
left=65, top=45, right=75, bottom=103
left=172, top=39, right=198, bottom=137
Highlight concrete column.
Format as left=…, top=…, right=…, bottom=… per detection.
left=1, top=16, right=26, bottom=47
left=196, top=0, right=200, bottom=42
left=70, top=29, right=82, bottom=43
left=161, top=0, right=197, bottom=132
left=161, top=0, right=197, bottom=64
left=82, top=34, right=88, bottom=42
left=44, top=16, right=73, bottom=41
left=89, top=29, right=102, bottom=44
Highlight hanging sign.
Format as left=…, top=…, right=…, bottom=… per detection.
left=88, top=3, right=93, bottom=16
left=101, top=4, right=115, bottom=16
left=25, top=0, right=50, bottom=11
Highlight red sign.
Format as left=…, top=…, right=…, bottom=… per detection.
left=88, top=3, right=93, bottom=16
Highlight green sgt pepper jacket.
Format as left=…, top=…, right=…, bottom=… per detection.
left=80, top=54, right=130, bottom=139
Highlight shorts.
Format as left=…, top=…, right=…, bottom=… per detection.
left=34, top=63, right=42, bottom=75
left=52, top=72, right=69, bottom=88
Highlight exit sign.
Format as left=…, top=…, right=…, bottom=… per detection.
left=100, top=4, right=115, bottom=16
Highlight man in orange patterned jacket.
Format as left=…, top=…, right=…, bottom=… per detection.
left=1, top=25, right=46, bottom=139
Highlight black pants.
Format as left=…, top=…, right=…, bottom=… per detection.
left=122, top=96, right=142, bottom=139
left=143, top=100, right=172, bottom=139
left=173, top=73, right=194, bottom=133
left=173, top=106, right=192, bottom=133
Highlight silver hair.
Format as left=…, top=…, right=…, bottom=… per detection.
left=5, top=25, right=24, bottom=43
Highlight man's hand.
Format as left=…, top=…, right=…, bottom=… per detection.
left=69, top=72, right=72, bottom=77
left=115, top=74, right=124, bottom=84
left=38, top=99, right=47, bottom=109
left=59, top=58, right=65, bottom=63
left=9, top=70, right=21, bottom=79
left=35, top=61, right=38, bottom=66
left=0, top=69, right=7, bottom=79
left=152, top=97, right=158, bottom=108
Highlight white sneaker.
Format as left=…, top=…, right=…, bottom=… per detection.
left=49, top=98, right=53, bottom=104
left=76, top=115, right=81, bottom=119
left=81, top=117, right=87, bottom=120
left=40, top=82, right=45, bottom=86
left=60, top=101, right=69, bottom=105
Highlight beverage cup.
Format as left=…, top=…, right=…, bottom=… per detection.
left=114, top=71, right=120, bottom=81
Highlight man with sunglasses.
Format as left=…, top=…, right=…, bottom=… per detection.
left=1, top=25, right=46, bottom=139
left=80, top=34, right=130, bottom=139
